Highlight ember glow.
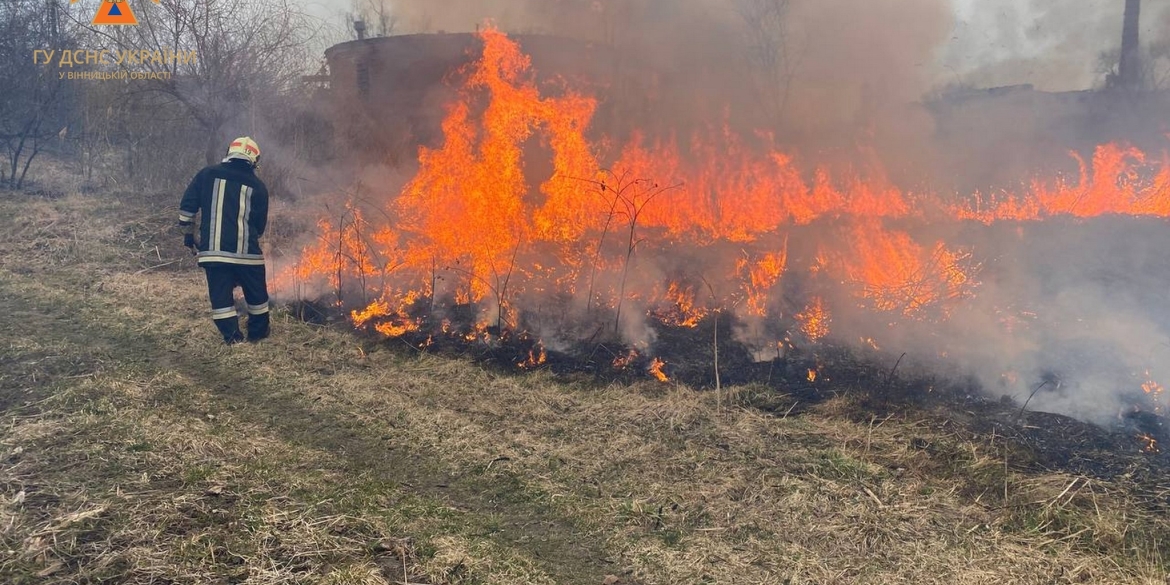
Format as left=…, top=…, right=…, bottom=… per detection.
left=1138, top=433, right=1161, bottom=455
left=1141, top=378, right=1166, bottom=417
left=612, top=349, right=638, bottom=370
left=283, top=29, right=1170, bottom=408
left=796, top=297, right=831, bottom=343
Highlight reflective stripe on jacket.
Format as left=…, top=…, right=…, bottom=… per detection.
left=179, top=159, right=269, bottom=266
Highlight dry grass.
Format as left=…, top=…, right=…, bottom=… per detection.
left=0, top=294, right=426, bottom=582
left=0, top=187, right=1168, bottom=584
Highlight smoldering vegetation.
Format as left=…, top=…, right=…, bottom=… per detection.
left=275, top=0, right=1170, bottom=429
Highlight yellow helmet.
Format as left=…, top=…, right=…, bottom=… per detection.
left=225, top=136, right=261, bottom=166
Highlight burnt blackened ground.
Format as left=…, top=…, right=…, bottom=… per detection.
left=298, top=301, right=1170, bottom=497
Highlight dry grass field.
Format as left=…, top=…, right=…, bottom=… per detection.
left=1, top=185, right=1168, bottom=584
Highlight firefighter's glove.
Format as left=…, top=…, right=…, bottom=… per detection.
left=184, top=233, right=197, bottom=252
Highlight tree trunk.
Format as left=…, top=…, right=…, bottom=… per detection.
left=16, top=142, right=40, bottom=190
left=205, top=131, right=220, bottom=166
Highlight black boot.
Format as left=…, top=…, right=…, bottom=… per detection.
left=247, top=312, right=270, bottom=343
left=215, top=317, right=245, bottom=345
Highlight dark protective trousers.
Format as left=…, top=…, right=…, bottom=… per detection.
left=203, top=263, right=270, bottom=344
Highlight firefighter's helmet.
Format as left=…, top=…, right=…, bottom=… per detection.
left=225, top=137, right=261, bottom=167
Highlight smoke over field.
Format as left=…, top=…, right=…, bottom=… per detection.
left=280, top=2, right=1170, bottom=428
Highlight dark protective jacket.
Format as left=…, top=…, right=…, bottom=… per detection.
left=179, top=159, right=269, bottom=266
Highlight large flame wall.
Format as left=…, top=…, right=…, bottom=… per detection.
left=282, top=29, right=1170, bottom=422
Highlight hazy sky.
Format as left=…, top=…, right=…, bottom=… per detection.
left=944, top=0, right=1168, bottom=90
left=299, top=0, right=1167, bottom=92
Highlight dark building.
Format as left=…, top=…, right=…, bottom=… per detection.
left=1118, top=0, right=1143, bottom=89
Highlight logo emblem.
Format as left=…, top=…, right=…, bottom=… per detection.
left=71, top=0, right=160, bottom=26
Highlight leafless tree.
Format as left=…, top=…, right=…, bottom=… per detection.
left=0, top=0, right=75, bottom=190
left=578, top=170, right=681, bottom=333
left=88, top=0, right=319, bottom=166
left=734, top=0, right=801, bottom=129
left=76, top=83, right=115, bottom=185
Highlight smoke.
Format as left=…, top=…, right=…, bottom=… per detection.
left=314, top=0, right=1170, bottom=94
left=945, top=0, right=1170, bottom=91
left=309, top=0, right=951, bottom=150
left=277, top=0, right=1170, bottom=426
left=868, top=217, right=1170, bottom=425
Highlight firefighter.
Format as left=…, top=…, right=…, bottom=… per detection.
left=178, top=137, right=271, bottom=345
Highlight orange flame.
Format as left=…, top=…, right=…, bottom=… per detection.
left=375, top=321, right=422, bottom=338
left=350, top=299, right=391, bottom=329
left=519, top=344, right=547, bottom=370
left=282, top=28, right=1170, bottom=366
left=1142, top=376, right=1166, bottom=417
left=796, top=297, right=831, bottom=342
left=648, top=358, right=669, bottom=382
left=654, top=282, right=709, bottom=327
left=818, top=219, right=977, bottom=317
left=613, top=349, right=638, bottom=369
left=956, top=145, right=1170, bottom=222
left=351, top=296, right=422, bottom=338
left=737, top=247, right=787, bottom=317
